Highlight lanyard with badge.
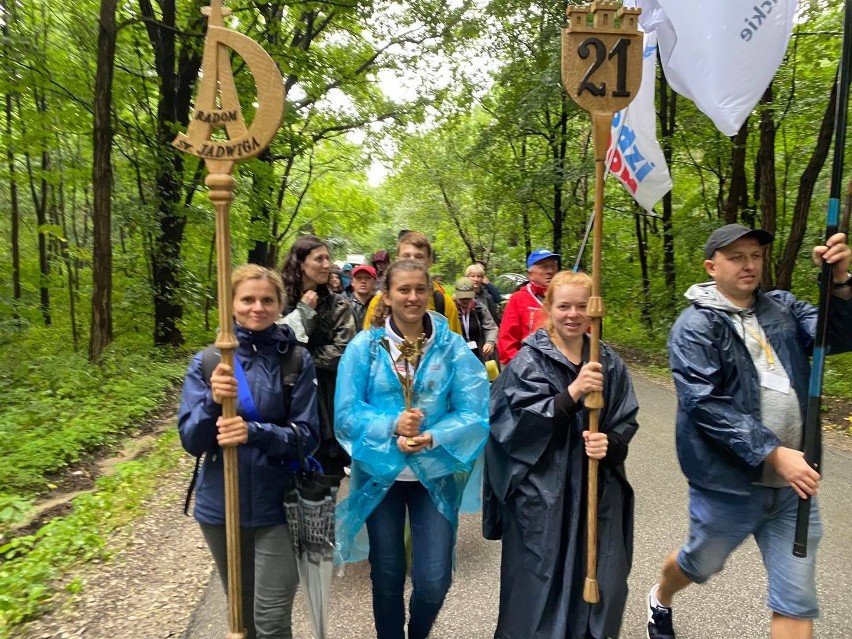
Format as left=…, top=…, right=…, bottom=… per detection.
left=460, top=309, right=477, bottom=351
left=745, top=324, right=791, bottom=394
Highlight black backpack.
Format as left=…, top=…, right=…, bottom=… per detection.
left=183, top=344, right=305, bottom=515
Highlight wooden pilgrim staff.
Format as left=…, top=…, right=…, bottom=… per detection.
left=561, top=1, right=642, bottom=604
left=172, top=1, right=284, bottom=635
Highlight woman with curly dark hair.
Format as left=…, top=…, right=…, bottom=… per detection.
left=280, top=235, right=356, bottom=477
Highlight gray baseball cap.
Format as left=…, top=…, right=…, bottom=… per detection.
left=704, top=224, right=773, bottom=259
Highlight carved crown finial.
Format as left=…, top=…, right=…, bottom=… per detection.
left=566, top=5, right=591, bottom=28
left=617, top=7, right=641, bottom=30
left=567, top=2, right=641, bottom=33
left=590, top=2, right=619, bottom=30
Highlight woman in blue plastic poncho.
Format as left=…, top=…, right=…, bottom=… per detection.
left=334, top=259, right=489, bottom=639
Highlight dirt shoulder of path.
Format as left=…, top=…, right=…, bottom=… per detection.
left=12, top=397, right=213, bottom=639
left=15, top=451, right=213, bottom=639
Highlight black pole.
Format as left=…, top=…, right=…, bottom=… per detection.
left=793, top=0, right=852, bottom=558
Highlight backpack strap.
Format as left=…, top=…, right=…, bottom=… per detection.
left=185, top=346, right=220, bottom=515
left=183, top=455, right=203, bottom=516
left=200, top=345, right=220, bottom=385
left=279, top=343, right=304, bottom=423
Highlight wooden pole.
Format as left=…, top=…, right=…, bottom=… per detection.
left=207, top=162, right=244, bottom=637
left=561, top=2, right=642, bottom=604
left=582, top=110, right=611, bottom=603
left=172, top=1, right=284, bottom=635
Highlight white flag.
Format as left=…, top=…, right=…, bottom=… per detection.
left=606, top=31, right=672, bottom=213
left=635, top=0, right=797, bottom=136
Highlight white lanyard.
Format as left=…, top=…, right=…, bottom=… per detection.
left=527, top=284, right=544, bottom=307
left=461, top=309, right=471, bottom=338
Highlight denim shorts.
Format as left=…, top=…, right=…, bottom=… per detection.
left=677, top=485, right=822, bottom=619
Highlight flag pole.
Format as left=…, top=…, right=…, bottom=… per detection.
left=793, top=0, right=852, bottom=558
left=575, top=104, right=626, bottom=272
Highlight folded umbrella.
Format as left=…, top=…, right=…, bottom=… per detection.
left=284, top=436, right=340, bottom=639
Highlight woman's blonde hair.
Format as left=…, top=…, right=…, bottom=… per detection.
left=231, top=264, right=286, bottom=305
left=543, top=270, right=592, bottom=334
left=464, top=263, right=485, bottom=277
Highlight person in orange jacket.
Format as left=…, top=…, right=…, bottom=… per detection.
left=361, top=232, right=462, bottom=335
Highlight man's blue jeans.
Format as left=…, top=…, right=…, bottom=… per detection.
left=366, top=480, right=455, bottom=639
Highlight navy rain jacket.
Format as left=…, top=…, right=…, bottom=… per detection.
left=178, top=322, right=320, bottom=527
left=669, top=287, right=852, bottom=496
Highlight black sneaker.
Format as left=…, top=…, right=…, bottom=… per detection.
left=647, top=585, right=675, bottom=639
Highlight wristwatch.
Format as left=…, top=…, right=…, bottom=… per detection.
left=833, top=273, right=852, bottom=288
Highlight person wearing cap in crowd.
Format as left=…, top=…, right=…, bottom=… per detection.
left=496, top=248, right=559, bottom=364
left=341, top=262, right=354, bottom=294
left=453, top=276, right=498, bottom=364
left=362, top=232, right=462, bottom=335
left=347, top=264, right=377, bottom=332
left=372, top=250, right=390, bottom=283
left=464, top=263, right=500, bottom=326
left=646, top=224, right=852, bottom=639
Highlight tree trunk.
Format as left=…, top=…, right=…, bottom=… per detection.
left=22, top=99, right=52, bottom=326
left=38, top=149, right=51, bottom=326
left=140, top=0, right=204, bottom=346
left=2, top=0, right=21, bottom=315
left=57, top=173, right=80, bottom=350
left=724, top=119, right=750, bottom=225
left=551, top=98, right=569, bottom=255
left=634, top=206, right=653, bottom=331
left=6, top=92, right=21, bottom=314
left=89, top=0, right=118, bottom=361
left=247, top=155, right=276, bottom=266
left=775, top=77, right=837, bottom=291
left=756, top=85, right=777, bottom=290
left=438, top=181, right=477, bottom=263
left=520, top=137, right=532, bottom=258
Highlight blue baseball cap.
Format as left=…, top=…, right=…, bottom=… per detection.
left=342, top=262, right=353, bottom=272
left=526, top=248, right=560, bottom=270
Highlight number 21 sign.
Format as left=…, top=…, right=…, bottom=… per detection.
left=561, top=2, right=642, bottom=116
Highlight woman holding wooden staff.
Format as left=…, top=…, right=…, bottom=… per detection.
left=334, top=259, right=489, bottom=639
left=483, top=270, right=639, bottom=639
left=178, top=265, right=320, bottom=639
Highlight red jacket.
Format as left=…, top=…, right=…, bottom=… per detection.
left=497, top=283, right=547, bottom=364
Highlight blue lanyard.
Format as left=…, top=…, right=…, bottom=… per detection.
left=232, top=353, right=323, bottom=474
left=233, top=357, right=262, bottom=422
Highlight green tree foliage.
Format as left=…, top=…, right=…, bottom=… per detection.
left=383, top=1, right=847, bottom=347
